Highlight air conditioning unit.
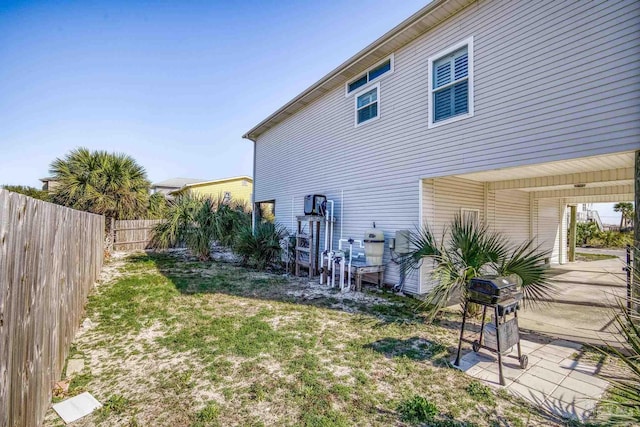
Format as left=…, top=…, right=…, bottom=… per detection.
left=304, top=194, right=326, bottom=215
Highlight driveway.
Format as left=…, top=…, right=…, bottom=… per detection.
left=518, top=257, right=628, bottom=347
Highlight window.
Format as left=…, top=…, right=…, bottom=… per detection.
left=223, top=192, right=231, bottom=203
left=460, top=208, right=480, bottom=224
left=428, top=37, right=474, bottom=128
left=354, top=84, right=379, bottom=126
left=346, top=55, right=394, bottom=94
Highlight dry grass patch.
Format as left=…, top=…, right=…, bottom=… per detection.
left=44, top=251, right=572, bottom=426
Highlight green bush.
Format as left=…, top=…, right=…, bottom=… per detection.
left=151, top=194, right=251, bottom=260
left=397, top=395, right=438, bottom=424
left=576, top=222, right=600, bottom=246
left=574, top=222, right=633, bottom=248
left=589, top=231, right=633, bottom=248
left=234, top=222, right=287, bottom=270
left=598, top=296, right=640, bottom=424
left=1, top=185, right=50, bottom=202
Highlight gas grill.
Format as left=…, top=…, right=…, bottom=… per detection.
left=468, top=276, right=523, bottom=316
left=454, top=276, right=528, bottom=386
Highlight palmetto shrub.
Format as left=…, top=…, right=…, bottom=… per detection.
left=598, top=295, right=640, bottom=424
left=234, top=222, right=287, bottom=270
left=400, top=213, right=553, bottom=320
left=151, top=193, right=250, bottom=261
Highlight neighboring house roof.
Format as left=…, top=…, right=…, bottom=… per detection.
left=39, top=177, right=57, bottom=182
left=150, top=178, right=205, bottom=189
left=169, top=176, right=253, bottom=195
left=242, top=0, right=471, bottom=140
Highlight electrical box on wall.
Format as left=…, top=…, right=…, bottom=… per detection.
left=394, top=230, right=411, bottom=254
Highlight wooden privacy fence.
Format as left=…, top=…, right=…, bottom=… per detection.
left=0, top=189, right=105, bottom=427
left=111, top=219, right=162, bottom=251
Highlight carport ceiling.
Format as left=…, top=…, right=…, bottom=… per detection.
left=456, top=152, right=634, bottom=182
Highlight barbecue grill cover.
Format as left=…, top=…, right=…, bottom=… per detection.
left=468, top=276, right=518, bottom=304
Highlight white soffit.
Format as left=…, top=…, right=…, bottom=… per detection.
left=455, top=152, right=635, bottom=182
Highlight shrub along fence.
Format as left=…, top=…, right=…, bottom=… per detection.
left=0, top=189, right=104, bottom=427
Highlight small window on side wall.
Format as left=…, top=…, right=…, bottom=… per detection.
left=354, top=83, right=379, bottom=127
left=460, top=208, right=480, bottom=224
left=345, top=55, right=394, bottom=95
left=428, top=37, right=474, bottom=128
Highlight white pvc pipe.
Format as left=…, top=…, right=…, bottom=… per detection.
left=340, top=190, right=344, bottom=240
left=328, top=200, right=334, bottom=252
left=339, top=257, right=346, bottom=291
left=348, top=243, right=353, bottom=288
left=291, top=196, right=295, bottom=231
left=329, top=252, right=335, bottom=288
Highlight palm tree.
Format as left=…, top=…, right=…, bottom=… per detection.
left=50, top=148, right=150, bottom=220
left=614, top=202, right=634, bottom=229
left=400, top=213, right=553, bottom=320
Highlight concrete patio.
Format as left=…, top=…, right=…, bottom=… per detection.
left=454, top=339, right=609, bottom=421
left=518, top=256, right=628, bottom=347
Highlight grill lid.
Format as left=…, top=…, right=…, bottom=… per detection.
left=468, top=276, right=519, bottom=305
left=469, top=276, right=516, bottom=295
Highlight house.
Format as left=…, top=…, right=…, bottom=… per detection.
left=243, top=0, right=639, bottom=294
left=39, top=177, right=60, bottom=193
left=169, top=176, right=253, bottom=205
left=150, top=178, right=204, bottom=196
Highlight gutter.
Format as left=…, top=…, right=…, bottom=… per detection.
left=241, top=0, right=455, bottom=140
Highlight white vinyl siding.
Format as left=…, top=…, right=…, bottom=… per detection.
left=253, top=0, right=639, bottom=293
left=536, top=199, right=562, bottom=264
left=493, top=190, right=530, bottom=245
left=419, top=177, right=485, bottom=293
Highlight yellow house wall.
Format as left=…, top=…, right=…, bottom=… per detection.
left=188, top=179, right=253, bottom=204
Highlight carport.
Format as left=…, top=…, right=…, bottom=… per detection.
left=420, top=150, right=635, bottom=344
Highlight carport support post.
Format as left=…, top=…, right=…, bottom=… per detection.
left=634, top=151, right=640, bottom=309
left=568, top=205, right=577, bottom=262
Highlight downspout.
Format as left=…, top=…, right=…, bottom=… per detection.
left=242, top=133, right=258, bottom=233
left=253, top=139, right=257, bottom=232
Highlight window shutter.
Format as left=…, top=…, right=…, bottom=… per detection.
left=434, top=60, right=451, bottom=89
left=434, top=86, right=452, bottom=122
left=454, top=52, right=468, bottom=80
left=453, top=80, right=468, bottom=115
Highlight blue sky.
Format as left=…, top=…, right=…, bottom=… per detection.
left=0, top=1, right=625, bottom=224
left=0, top=0, right=427, bottom=186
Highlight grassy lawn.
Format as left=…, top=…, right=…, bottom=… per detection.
left=575, top=252, right=619, bottom=262
left=45, top=251, right=569, bottom=426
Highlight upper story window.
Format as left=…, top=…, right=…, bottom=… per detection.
left=428, top=37, right=474, bottom=128
left=354, top=83, right=379, bottom=127
left=346, top=55, right=394, bottom=95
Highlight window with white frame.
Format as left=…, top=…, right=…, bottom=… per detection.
left=354, top=84, right=379, bottom=126
left=346, top=56, right=393, bottom=95
left=428, top=37, right=474, bottom=128
left=460, top=208, right=480, bottom=223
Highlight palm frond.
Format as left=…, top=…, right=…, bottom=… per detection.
left=495, top=239, right=554, bottom=307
